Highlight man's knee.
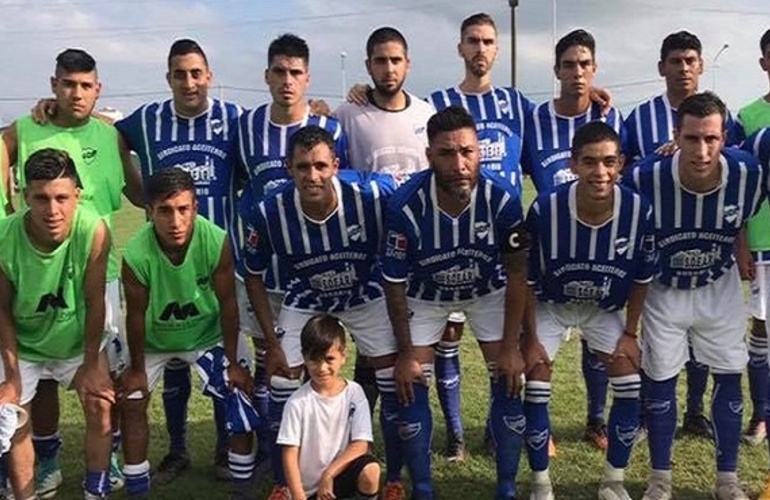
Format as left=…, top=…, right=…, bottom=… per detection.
left=83, top=394, right=112, bottom=428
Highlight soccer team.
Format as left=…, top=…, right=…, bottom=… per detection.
left=1, top=9, right=770, bottom=500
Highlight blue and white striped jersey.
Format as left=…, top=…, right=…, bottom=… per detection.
left=521, top=101, right=624, bottom=194
left=115, top=98, right=244, bottom=260
left=526, top=182, right=656, bottom=311
left=240, top=170, right=394, bottom=313
left=381, top=169, right=525, bottom=302
left=622, top=148, right=764, bottom=289
left=624, top=93, right=744, bottom=160
left=237, top=104, right=349, bottom=200
left=426, top=86, right=535, bottom=196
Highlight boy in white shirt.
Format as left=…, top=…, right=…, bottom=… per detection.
left=277, top=314, right=380, bottom=500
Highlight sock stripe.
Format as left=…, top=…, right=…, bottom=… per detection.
left=610, top=375, right=641, bottom=399
left=525, top=381, right=551, bottom=404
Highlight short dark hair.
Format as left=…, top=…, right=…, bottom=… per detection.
left=660, top=31, right=702, bottom=61
left=366, top=27, right=408, bottom=58
left=571, top=122, right=621, bottom=158
left=427, top=106, right=476, bottom=143
left=168, top=39, right=208, bottom=69
left=460, top=12, right=496, bottom=38
left=268, top=34, right=309, bottom=66
left=761, top=29, right=770, bottom=54
left=301, top=314, right=347, bottom=362
left=676, top=91, right=727, bottom=129
left=55, top=48, right=96, bottom=76
left=24, top=148, right=82, bottom=187
left=145, top=168, right=196, bottom=205
left=288, top=125, right=336, bottom=162
left=555, top=29, right=595, bottom=66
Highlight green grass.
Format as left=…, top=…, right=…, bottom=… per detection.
left=47, top=187, right=770, bottom=499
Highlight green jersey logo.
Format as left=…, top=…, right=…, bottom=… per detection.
left=160, top=302, right=200, bottom=321
left=36, top=287, right=68, bottom=312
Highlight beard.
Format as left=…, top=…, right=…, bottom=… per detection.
left=373, top=79, right=404, bottom=98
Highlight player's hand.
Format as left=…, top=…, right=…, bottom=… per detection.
left=523, top=338, right=550, bottom=374
left=31, top=98, right=57, bottom=124
left=347, top=83, right=371, bottom=106
left=0, top=381, right=21, bottom=407
left=394, top=351, right=424, bottom=405
left=74, top=363, right=115, bottom=404
left=589, top=87, right=613, bottom=116
left=610, top=333, right=641, bottom=371
left=495, top=346, right=525, bottom=397
left=736, top=241, right=756, bottom=281
left=227, top=363, right=254, bottom=396
left=308, top=99, right=331, bottom=117
left=317, top=473, right=336, bottom=500
left=265, top=343, right=291, bottom=379
left=655, top=141, right=678, bottom=157
left=117, top=367, right=149, bottom=400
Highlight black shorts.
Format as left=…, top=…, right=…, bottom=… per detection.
left=309, top=454, right=378, bottom=499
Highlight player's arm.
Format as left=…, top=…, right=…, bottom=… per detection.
left=118, top=133, right=144, bottom=208
left=1, top=124, right=18, bottom=215
left=76, top=221, right=112, bottom=401
left=0, top=268, right=21, bottom=404
left=120, top=259, right=150, bottom=397
left=212, top=239, right=253, bottom=394
left=283, top=446, right=307, bottom=500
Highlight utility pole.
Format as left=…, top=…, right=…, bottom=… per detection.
left=508, top=0, right=519, bottom=87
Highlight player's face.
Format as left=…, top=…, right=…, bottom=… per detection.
left=427, top=127, right=481, bottom=204
left=658, top=49, right=702, bottom=95
left=571, top=140, right=623, bottom=202
left=149, top=190, right=198, bottom=250
left=50, top=71, right=101, bottom=123
left=366, top=41, right=409, bottom=97
left=24, top=178, right=80, bottom=246
left=555, top=45, right=596, bottom=98
left=759, top=45, right=770, bottom=75
left=265, top=56, right=309, bottom=109
left=288, top=143, right=339, bottom=207
left=675, top=113, right=725, bottom=183
left=305, top=341, right=347, bottom=390
left=458, top=23, right=498, bottom=78
left=166, top=53, right=212, bottom=116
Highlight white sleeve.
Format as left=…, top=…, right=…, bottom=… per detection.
left=276, top=396, right=302, bottom=447
left=348, top=383, right=373, bottom=443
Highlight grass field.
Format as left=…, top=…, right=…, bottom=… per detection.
left=47, top=184, right=770, bottom=499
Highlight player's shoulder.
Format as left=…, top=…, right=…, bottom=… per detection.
left=723, top=146, right=761, bottom=170
left=194, top=214, right=227, bottom=240
left=532, top=180, right=570, bottom=210
left=425, top=87, right=457, bottom=108
left=124, top=221, right=155, bottom=257
left=238, top=103, right=269, bottom=126
left=626, top=94, right=662, bottom=119
left=405, top=92, right=436, bottom=114
left=479, top=167, right=519, bottom=196
left=387, top=169, right=432, bottom=209
left=338, top=170, right=395, bottom=197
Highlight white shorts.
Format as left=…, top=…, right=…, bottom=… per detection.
left=641, top=267, right=748, bottom=381
left=141, top=337, right=252, bottom=393
left=750, top=264, right=770, bottom=320
left=104, top=279, right=127, bottom=374
left=408, top=287, right=506, bottom=347
left=236, top=279, right=283, bottom=340
left=534, top=301, right=625, bottom=361
left=277, top=298, right=398, bottom=368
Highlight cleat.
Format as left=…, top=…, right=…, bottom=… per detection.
left=713, top=475, right=748, bottom=500
left=641, top=473, right=671, bottom=500
left=444, top=432, right=467, bottom=463
left=383, top=481, right=405, bottom=500
left=598, top=480, right=632, bottom=500
left=266, top=485, right=291, bottom=500
left=151, top=451, right=191, bottom=486
left=109, top=451, right=125, bottom=491
left=584, top=421, right=608, bottom=450
left=679, top=413, right=714, bottom=440
left=741, top=419, right=766, bottom=446
left=529, top=479, right=554, bottom=500
left=35, top=456, right=62, bottom=500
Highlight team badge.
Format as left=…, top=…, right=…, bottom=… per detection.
left=723, top=205, right=740, bottom=224
left=498, top=99, right=509, bottom=114
left=211, top=119, right=224, bottom=135
left=347, top=224, right=362, bottom=241
left=614, top=237, right=629, bottom=255
left=82, top=147, right=97, bottom=165
left=474, top=222, right=490, bottom=239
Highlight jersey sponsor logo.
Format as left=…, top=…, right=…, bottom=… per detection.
left=159, top=302, right=201, bottom=321
left=36, top=287, right=68, bottom=312
left=82, top=147, right=98, bottom=165
left=615, top=238, right=630, bottom=256
left=723, top=204, right=740, bottom=224
left=552, top=168, right=577, bottom=187
left=308, top=265, right=358, bottom=292
left=478, top=136, right=506, bottom=162
left=385, top=231, right=408, bottom=259
left=263, top=178, right=288, bottom=196
left=563, top=277, right=612, bottom=300
left=474, top=222, right=490, bottom=239
left=542, top=151, right=571, bottom=169
left=669, top=246, right=721, bottom=270
left=174, top=157, right=217, bottom=184
left=432, top=262, right=481, bottom=287
left=347, top=224, right=362, bottom=242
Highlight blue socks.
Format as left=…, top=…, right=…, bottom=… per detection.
left=124, top=461, right=150, bottom=497
left=581, top=339, right=608, bottom=424
left=524, top=380, right=551, bottom=473
left=84, top=469, right=110, bottom=497
left=711, top=373, right=743, bottom=472
left=162, top=362, right=192, bottom=452
left=397, top=380, right=434, bottom=499
left=748, top=328, right=769, bottom=422
left=435, top=340, right=463, bottom=440
left=375, top=367, right=403, bottom=484
left=490, top=375, right=525, bottom=500
left=606, top=375, right=641, bottom=469
left=32, top=433, right=62, bottom=461
left=644, top=374, right=677, bottom=471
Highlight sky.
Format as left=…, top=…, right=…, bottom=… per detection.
left=1, top=0, right=769, bottom=124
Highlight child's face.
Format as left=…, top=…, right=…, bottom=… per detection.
left=306, top=341, right=347, bottom=385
